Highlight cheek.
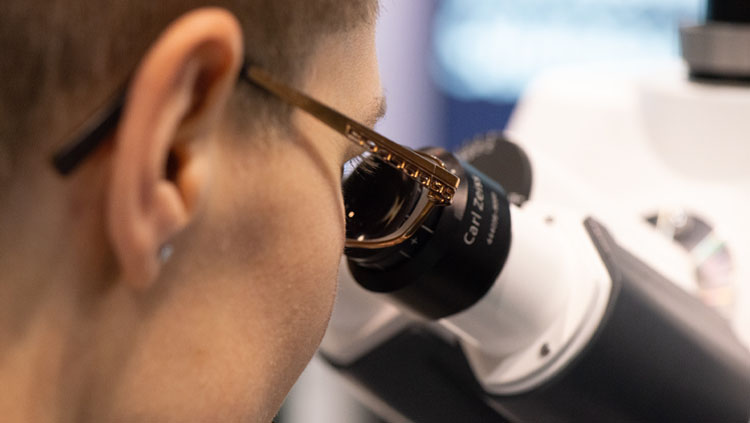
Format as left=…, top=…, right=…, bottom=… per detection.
left=281, top=184, right=345, bottom=306
left=258, top=170, right=345, bottom=374
left=260, top=153, right=346, bottom=329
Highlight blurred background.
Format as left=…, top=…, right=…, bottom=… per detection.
left=377, top=0, right=702, bottom=151
left=277, top=0, right=707, bottom=421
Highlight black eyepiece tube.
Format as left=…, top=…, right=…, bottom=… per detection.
left=345, top=148, right=512, bottom=320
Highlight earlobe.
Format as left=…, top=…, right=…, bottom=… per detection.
left=107, top=8, right=243, bottom=290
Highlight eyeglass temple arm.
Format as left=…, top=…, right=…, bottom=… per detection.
left=52, top=62, right=462, bottom=202
left=241, top=64, right=459, bottom=204
left=51, top=90, right=125, bottom=176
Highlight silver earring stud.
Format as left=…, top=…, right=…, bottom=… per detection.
left=159, top=243, right=174, bottom=263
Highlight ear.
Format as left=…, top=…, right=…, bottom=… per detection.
left=108, top=8, right=243, bottom=290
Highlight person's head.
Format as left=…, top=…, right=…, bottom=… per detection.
left=0, top=1, right=381, bottom=421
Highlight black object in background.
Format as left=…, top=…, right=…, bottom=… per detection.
left=455, top=132, right=533, bottom=206
left=708, top=0, right=750, bottom=23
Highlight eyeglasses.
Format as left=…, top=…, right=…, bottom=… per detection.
left=51, top=61, right=460, bottom=249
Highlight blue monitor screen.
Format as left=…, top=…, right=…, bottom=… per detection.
left=433, top=0, right=704, bottom=101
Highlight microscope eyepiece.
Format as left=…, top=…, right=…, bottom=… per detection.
left=345, top=148, right=512, bottom=319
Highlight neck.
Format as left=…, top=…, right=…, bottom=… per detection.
left=0, top=165, right=115, bottom=422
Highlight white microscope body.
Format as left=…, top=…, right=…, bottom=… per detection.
left=508, top=61, right=750, bottom=346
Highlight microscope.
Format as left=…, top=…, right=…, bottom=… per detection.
left=319, top=1, right=750, bottom=421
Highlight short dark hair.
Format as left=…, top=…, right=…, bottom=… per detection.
left=0, top=0, right=378, bottom=166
